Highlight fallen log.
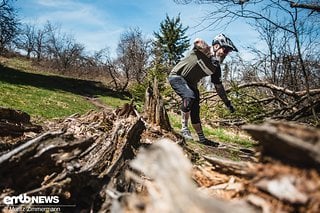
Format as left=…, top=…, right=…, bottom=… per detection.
left=243, top=120, right=320, bottom=170
left=0, top=106, right=146, bottom=212
left=203, top=155, right=255, bottom=177
left=113, top=139, right=256, bottom=213
left=0, top=107, right=42, bottom=137
left=2, top=103, right=319, bottom=212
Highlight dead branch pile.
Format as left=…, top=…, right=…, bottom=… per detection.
left=199, top=82, right=320, bottom=124
left=234, top=82, right=320, bottom=122
left=0, top=83, right=319, bottom=213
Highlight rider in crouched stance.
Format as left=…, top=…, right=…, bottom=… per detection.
left=168, top=34, right=237, bottom=146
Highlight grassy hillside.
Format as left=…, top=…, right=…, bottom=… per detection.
left=0, top=57, right=256, bottom=151
left=0, top=57, right=130, bottom=122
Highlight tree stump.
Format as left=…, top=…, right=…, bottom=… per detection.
left=144, top=78, right=172, bottom=131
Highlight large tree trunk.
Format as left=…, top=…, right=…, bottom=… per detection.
left=0, top=107, right=146, bottom=212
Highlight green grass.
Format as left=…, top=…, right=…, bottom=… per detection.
left=168, top=111, right=182, bottom=130
left=98, top=95, right=131, bottom=109
left=168, top=112, right=255, bottom=148
left=0, top=57, right=131, bottom=122
left=203, top=127, right=254, bottom=148
left=2, top=57, right=34, bottom=72
left=0, top=81, right=96, bottom=120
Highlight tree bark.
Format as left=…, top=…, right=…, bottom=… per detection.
left=144, top=77, right=172, bottom=131
left=243, top=120, right=320, bottom=170
left=0, top=107, right=42, bottom=136
left=0, top=107, right=146, bottom=212
left=289, top=2, right=320, bottom=12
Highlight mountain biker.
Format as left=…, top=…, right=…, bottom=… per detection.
left=168, top=34, right=237, bottom=146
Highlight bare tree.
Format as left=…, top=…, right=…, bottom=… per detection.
left=289, top=1, right=320, bottom=12
left=116, top=28, right=150, bottom=91
left=34, top=21, right=51, bottom=61
left=0, top=0, right=19, bottom=53
left=175, top=0, right=320, bottom=12
left=15, top=23, right=36, bottom=58
left=105, top=58, right=121, bottom=90
left=90, top=48, right=122, bottom=89
left=45, top=22, right=84, bottom=72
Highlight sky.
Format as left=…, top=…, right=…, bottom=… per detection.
left=13, top=0, right=259, bottom=59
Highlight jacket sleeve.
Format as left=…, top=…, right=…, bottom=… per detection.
left=214, top=83, right=231, bottom=107
left=210, top=58, right=222, bottom=84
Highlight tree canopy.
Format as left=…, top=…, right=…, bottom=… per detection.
left=153, top=14, right=190, bottom=68
left=0, top=0, right=19, bottom=52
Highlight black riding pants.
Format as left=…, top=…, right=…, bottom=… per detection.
left=168, top=75, right=200, bottom=124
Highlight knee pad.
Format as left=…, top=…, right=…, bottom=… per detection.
left=181, top=98, right=194, bottom=112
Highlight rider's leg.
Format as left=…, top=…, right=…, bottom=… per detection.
left=190, top=93, right=219, bottom=146
left=180, top=98, right=193, bottom=140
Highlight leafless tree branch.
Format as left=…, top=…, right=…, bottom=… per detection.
left=289, top=1, right=320, bottom=12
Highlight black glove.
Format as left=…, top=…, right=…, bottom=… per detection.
left=226, top=101, right=235, bottom=113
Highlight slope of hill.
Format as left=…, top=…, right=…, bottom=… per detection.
left=0, top=56, right=130, bottom=121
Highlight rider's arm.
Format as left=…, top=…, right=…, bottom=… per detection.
left=214, top=83, right=230, bottom=106
left=211, top=63, right=235, bottom=112
left=214, top=83, right=235, bottom=113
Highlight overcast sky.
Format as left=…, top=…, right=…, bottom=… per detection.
left=13, top=0, right=260, bottom=59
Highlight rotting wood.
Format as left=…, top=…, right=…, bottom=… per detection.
left=203, top=155, right=255, bottom=177
left=0, top=106, right=147, bottom=212
left=119, top=139, right=256, bottom=213
left=255, top=175, right=309, bottom=204
left=0, top=107, right=31, bottom=123
left=243, top=120, right=320, bottom=170
left=144, top=77, right=172, bottom=131
left=0, top=130, right=64, bottom=165
left=1, top=105, right=320, bottom=212
left=0, top=107, right=42, bottom=137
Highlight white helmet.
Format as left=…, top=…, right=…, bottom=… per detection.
left=212, top=34, right=238, bottom=52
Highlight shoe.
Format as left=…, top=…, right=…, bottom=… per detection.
left=180, top=128, right=193, bottom=140
left=201, top=138, right=219, bottom=147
